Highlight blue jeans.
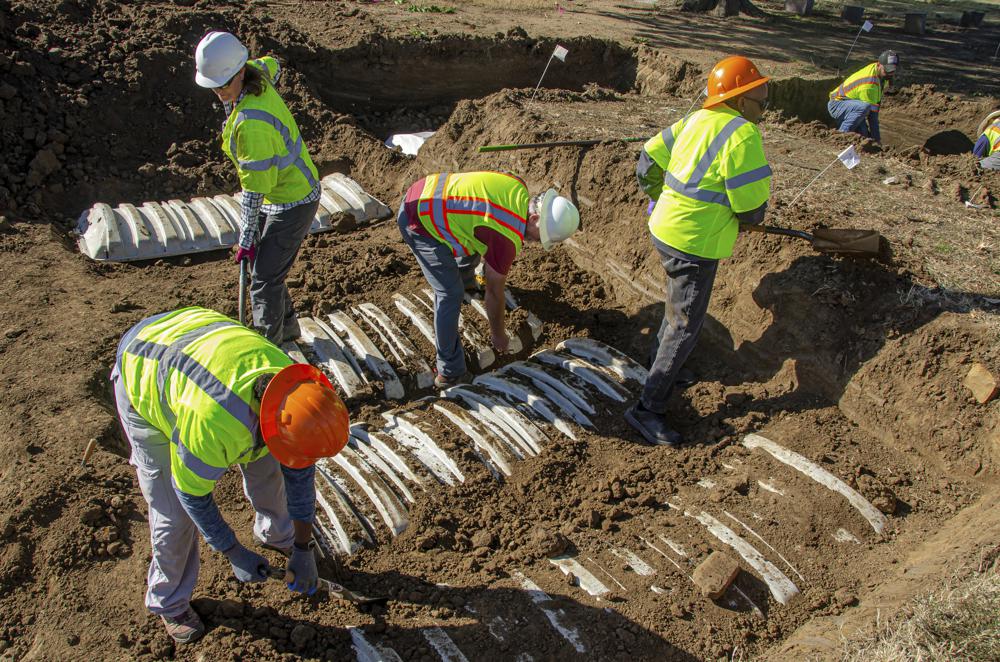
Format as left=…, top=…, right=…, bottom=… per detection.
left=828, top=99, right=872, bottom=137
left=397, top=204, right=478, bottom=378
left=641, top=237, right=718, bottom=414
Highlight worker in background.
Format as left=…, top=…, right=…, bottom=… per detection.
left=633, top=56, right=772, bottom=447
left=398, top=172, right=580, bottom=388
left=111, top=307, right=349, bottom=644
left=972, top=114, right=1000, bottom=170
left=194, top=31, right=320, bottom=343
left=827, top=50, right=899, bottom=144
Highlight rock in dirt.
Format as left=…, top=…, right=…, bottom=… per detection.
left=471, top=530, right=495, bottom=549
left=26, top=149, right=61, bottom=187
left=290, top=624, right=316, bottom=647
left=528, top=526, right=569, bottom=557
left=692, top=551, right=740, bottom=599
left=963, top=363, right=998, bottom=404
left=856, top=475, right=898, bottom=515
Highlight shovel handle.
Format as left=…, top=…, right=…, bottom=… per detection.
left=740, top=223, right=814, bottom=242
left=238, top=261, right=248, bottom=326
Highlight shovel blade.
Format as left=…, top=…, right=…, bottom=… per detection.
left=811, top=228, right=883, bottom=258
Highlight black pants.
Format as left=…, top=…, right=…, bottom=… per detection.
left=641, top=239, right=718, bottom=414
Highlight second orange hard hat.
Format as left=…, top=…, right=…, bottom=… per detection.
left=259, top=363, right=350, bottom=469
left=703, top=56, right=769, bottom=109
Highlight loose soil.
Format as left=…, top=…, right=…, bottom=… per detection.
left=1, top=1, right=999, bottom=661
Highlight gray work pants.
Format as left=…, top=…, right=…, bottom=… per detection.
left=110, top=366, right=293, bottom=617
left=251, top=199, right=318, bottom=343
left=641, top=239, right=718, bottom=414
left=397, top=203, right=479, bottom=378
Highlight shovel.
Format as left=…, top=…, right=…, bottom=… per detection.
left=267, top=566, right=389, bottom=606
left=238, top=260, right=248, bottom=326
left=742, top=224, right=883, bottom=259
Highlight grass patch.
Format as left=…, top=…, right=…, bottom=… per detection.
left=841, top=564, right=1000, bottom=662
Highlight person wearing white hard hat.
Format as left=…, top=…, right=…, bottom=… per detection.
left=397, top=171, right=579, bottom=387
left=194, top=31, right=320, bottom=344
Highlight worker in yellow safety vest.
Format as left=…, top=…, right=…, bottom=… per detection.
left=111, top=307, right=349, bottom=644
left=195, top=31, right=321, bottom=344
left=397, top=171, right=580, bottom=388
left=828, top=50, right=899, bottom=144
left=632, top=56, right=772, bottom=446
left=973, top=113, right=1000, bottom=170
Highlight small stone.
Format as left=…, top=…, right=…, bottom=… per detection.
left=692, top=551, right=740, bottom=599
left=882, top=176, right=898, bottom=185
left=833, top=588, right=857, bottom=608
left=289, top=624, right=315, bottom=647
left=218, top=599, right=243, bottom=619
left=109, top=496, right=124, bottom=509
left=4, top=327, right=24, bottom=339
left=80, top=505, right=104, bottom=526
left=107, top=541, right=123, bottom=556
left=66, top=633, right=80, bottom=646
left=964, top=363, right=998, bottom=404
left=470, top=530, right=495, bottom=549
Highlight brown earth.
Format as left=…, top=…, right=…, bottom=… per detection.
left=1, top=1, right=999, bottom=661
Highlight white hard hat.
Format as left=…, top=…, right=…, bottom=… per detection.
left=538, top=189, right=580, bottom=250
left=195, top=31, right=248, bottom=88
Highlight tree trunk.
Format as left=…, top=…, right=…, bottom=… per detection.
left=680, top=0, right=769, bottom=18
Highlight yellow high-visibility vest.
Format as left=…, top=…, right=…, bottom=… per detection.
left=830, top=63, right=885, bottom=112
left=416, top=171, right=528, bottom=258
left=221, top=57, right=319, bottom=204
left=645, top=106, right=771, bottom=259
left=118, top=307, right=291, bottom=496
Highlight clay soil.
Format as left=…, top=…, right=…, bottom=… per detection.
left=1, top=1, right=999, bottom=661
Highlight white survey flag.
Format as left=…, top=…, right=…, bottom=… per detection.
left=861, top=20, right=874, bottom=32
left=838, top=145, right=861, bottom=169
left=553, top=45, right=569, bottom=62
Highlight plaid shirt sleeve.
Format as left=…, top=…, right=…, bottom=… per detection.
left=238, top=190, right=265, bottom=250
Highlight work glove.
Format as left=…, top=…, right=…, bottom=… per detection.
left=234, top=245, right=256, bottom=264
left=286, top=542, right=318, bottom=595
left=224, top=543, right=269, bottom=583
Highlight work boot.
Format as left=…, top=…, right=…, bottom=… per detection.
left=434, top=371, right=470, bottom=389
left=675, top=367, right=698, bottom=389
left=160, top=607, right=205, bottom=645
left=625, top=403, right=684, bottom=447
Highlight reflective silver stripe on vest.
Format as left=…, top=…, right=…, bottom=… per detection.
left=725, top=163, right=772, bottom=190
left=661, top=127, right=675, bottom=153
left=663, top=115, right=749, bottom=208
left=230, top=108, right=317, bottom=188
left=173, top=429, right=227, bottom=482
left=125, top=321, right=256, bottom=434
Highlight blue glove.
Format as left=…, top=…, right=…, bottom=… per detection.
left=224, top=543, right=269, bottom=583
left=287, top=543, right=318, bottom=595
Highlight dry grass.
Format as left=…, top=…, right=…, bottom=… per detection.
left=459, top=0, right=560, bottom=8
left=840, top=564, right=1000, bottom=662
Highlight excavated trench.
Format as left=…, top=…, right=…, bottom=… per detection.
left=26, top=20, right=998, bottom=659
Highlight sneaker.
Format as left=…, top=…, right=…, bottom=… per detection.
left=434, top=372, right=470, bottom=389
left=624, top=403, right=684, bottom=447
left=161, top=607, right=205, bottom=644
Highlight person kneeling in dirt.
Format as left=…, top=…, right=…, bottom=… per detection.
left=397, top=171, right=580, bottom=388
left=110, top=307, right=349, bottom=644
left=631, top=56, right=772, bottom=446
left=972, top=113, right=1000, bottom=170
left=827, top=50, right=899, bottom=144
left=194, top=31, right=321, bottom=344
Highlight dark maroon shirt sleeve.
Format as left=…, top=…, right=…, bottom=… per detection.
left=404, top=177, right=428, bottom=236
left=474, top=226, right=517, bottom=276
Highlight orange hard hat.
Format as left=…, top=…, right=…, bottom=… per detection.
left=259, top=363, right=350, bottom=468
left=703, top=56, right=769, bottom=109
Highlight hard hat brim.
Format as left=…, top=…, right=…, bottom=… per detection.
left=703, top=76, right=770, bottom=109
left=537, top=188, right=558, bottom=251
left=195, top=69, right=230, bottom=88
